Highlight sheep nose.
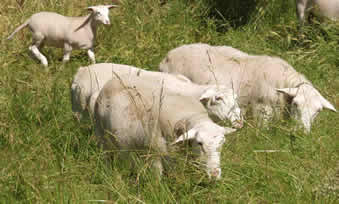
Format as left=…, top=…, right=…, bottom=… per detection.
left=103, top=19, right=110, bottom=25
left=72, top=112, right=82, bottom=122
left=232, top=120, right=243, bottom=129
left=210, top=168, right=221, bottom=179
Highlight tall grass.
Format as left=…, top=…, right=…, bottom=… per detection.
left=1, top=0, right=338, bottom=202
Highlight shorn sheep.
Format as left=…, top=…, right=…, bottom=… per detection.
left=94, top=75, right=237, bottom=179
left=159, top=43, right=337, bottom=133
left=7, top=5, right=118, bottom=66
left=71, top=63, right=243, bottom=128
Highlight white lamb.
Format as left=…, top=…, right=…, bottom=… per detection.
left=159, top=43, right=337, bottom=133
left=7, top=5, right=118, bottom=66
left=71, top=63, right=243, bottom=128
left=296, top=0, right=339, bottom=24
left=94, top=75, right=237, bottom=179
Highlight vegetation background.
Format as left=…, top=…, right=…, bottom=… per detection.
left=1, top=0, right=338, bottom=202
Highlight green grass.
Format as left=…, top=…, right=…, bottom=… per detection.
left=1, top=0, right=338, bottom=203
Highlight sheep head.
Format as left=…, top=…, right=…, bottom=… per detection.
left=172, top=122, right=236, bottom=179
left=88, top=5, right=119, bottom=25
left=200, top=86, right=243, bottom=129
left=276, top=84, right=336, bottom=133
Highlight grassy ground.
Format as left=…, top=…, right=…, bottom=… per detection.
left=1, top=0, right=338, bottom=203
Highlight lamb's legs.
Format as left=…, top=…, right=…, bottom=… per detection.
left=63, top=43, right=72, bottom=62
left=153, top=136, right=169, bottom=178
left=296, top=0, right=307, bottom=25
left=87, top=48, right=96, bottom=64
left=253, top=103, right=274, bottom=127
left=152, top=158, right=163, bottom=179
left=29, top=34, right=48, bottom=67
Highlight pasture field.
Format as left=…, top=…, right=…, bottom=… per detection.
left=0, top=0, right=338, bottom=203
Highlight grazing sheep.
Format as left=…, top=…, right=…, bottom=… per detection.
left=159, top=43, right=337, bottom=133
left=94, top=75, right=236, bottom=179
left=7, top=5, right=118, bottom=66
left=71, top=63, right=243, bottom=128
left=296, top=0, right=339, bottom=24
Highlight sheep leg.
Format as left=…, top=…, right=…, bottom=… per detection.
left=87, top=49, right=96, bottom=64
left=151, top=136, right=168, bottom=178
left=261, top=105, right=273, bottom=123
left=29, top=33, right=48, bottom=67
left=152, top=158, right=163, bottom=179
left=95, top=125, right=115, bottom=152
left=253, top=103, right=273, bottom=127
left=296, top=0, right=308, bottom=25
left=63, top=43, right=72, bottom=62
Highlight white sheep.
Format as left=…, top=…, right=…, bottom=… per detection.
left=296, top=0, right=339, bottom=24
left=7, top=5, right=118, bottom=66
left=94, top=75, right=237, bottom=179
left=71, top=63, right=243, bottom=128
left=159, top=43, right=337, bottom=133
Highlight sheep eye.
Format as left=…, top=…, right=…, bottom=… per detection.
left=197, top=142, right=203, bottom=146
left=215, top=96, right=223, bottom=101
left=200, top=98, right=209, bottom=106
left=292, top=101, right=298, bottom=107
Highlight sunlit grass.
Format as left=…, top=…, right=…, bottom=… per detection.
left=0, top=0, right=338, bottom=202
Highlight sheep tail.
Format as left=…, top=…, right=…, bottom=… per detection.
left=7, top=19, right=29, bottom=40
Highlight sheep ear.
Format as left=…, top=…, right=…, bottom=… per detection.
left=199, top=97, right=210, bottom=106
left=222, top=127, right=237, bottom=134
left=200, top=89, right=216, bottom=100
left=175, top=74, right=191, bottom=83
left=276, top=88, right=298, bottom=97
left=107, top=5, right=119, bottom=9
left=199, top=91, right=213, bottom=106
left=87, top=6, right=97, bottom=12
left=200, top=88, right=219, bottom=104
left=171, top=128, right=197, bottom=145
left=320, top=97, right=337, bottom=112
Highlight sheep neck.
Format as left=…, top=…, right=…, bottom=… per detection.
left=180, top=113, right=209, bottom=130
left=187, top=86, right=204, bottom=98
left=177, top=83, right=207, bottom=99
left=74, top=14, right=97, bottom=36
left=88, top=14, right=98, bottom=36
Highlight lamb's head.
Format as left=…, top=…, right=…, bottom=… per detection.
left=88, top=5, right=119, bottom=25
left=200, top=86, right=243, bottom=128
left=277, top=84, right=336, bottom=133
left=172, top=122, right=236, bottom=179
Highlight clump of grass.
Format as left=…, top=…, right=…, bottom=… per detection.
left=0, top=0, right=338, bottom=202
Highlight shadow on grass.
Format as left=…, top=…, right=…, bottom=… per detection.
left=207, top=0, right=257, bottom=29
